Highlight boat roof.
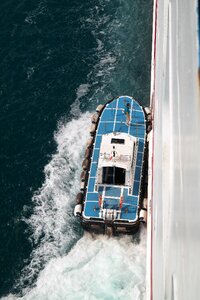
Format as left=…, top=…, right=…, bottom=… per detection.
left=83, top=96, right=146, bottom=222
left=98, top=132, right=136, bottom=171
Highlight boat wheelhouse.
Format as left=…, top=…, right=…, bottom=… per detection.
left=74, top=96, right=150, bottom=235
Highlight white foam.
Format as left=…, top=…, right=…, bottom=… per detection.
left=2, top=112, right=147, bottom=300
left=99, top=53, right=117, bottom=66
left=96, top=39, right=104, bottom=51
left=3, top=229, right=146, bottom=300
left=70, top=84, right=91, bottom=118
left=76, top=84, right=91, bottom=100
left=14, top=113, right=91, bottom=293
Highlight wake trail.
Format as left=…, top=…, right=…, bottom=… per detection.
left=14, top=113, right=92, bottom=294
left=4, top=229, right=146, bottom=300
left=2, top=113, right=147, bottom=300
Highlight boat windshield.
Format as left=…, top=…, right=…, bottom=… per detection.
left=102, top=166, right=125, bottom=185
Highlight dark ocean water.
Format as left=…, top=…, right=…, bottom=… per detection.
left=0, top=0, right=152, bottom=298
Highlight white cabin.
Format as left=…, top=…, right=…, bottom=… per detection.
left=96, top=132, right=138, bottom=188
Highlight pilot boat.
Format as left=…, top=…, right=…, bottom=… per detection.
left=74, top=96, right=150, bottom=235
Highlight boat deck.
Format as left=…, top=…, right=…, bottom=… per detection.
left=83, top=96, right=146, bottom=222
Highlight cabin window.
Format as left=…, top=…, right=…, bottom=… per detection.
left=102, top=167, right=125, bottom=185
left=111, top=138, right=125, bottom=144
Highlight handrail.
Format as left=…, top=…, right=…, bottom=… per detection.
left=100, top=152, right=131, bottom=161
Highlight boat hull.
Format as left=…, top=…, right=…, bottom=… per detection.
left=75, top=96, right=150, bottom=235
left=81, top=218, right=140, bottom=235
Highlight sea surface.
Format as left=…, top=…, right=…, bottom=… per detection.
left=0, top=0, right=153, bottom=299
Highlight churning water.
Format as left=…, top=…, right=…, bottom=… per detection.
left=0, top=0, right=152, bottom=299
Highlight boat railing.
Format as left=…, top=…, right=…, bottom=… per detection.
left=129, top=141, right=139, bottom=189
left=100, top=152, right=131, bottom=162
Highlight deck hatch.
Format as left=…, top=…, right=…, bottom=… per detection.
left=102, top=166, right=125, bottom=185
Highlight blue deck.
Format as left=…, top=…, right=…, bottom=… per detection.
left=83, top=96, right=146, bottom=222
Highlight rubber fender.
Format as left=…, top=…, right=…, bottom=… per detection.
left=139, top=209, right=147, bottom=223
left=96, top=104, right=104, bottom=113
left=144, top=107, right=151, bottom=115
left=147, top=124, right=152, bottom=133
left=91, top=113, right=99, bottom=124
left=80, top=170, right=87, bottom=182
left=84, top=148, right=91, bottom=159
left=143, top=198, right=148, bottom=210
left=90, top=123, right=96, bottom=136
left=147, top=113, right=152, bottom=122
left=86, top=137, right=93, bottom=148
left=80, top=181, right=85, bottom=191
left=76, top=192, right=83, bottom=205
left=82, top=158, right=89, bottom=170
left=74, top=204, right=82, bottom=217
